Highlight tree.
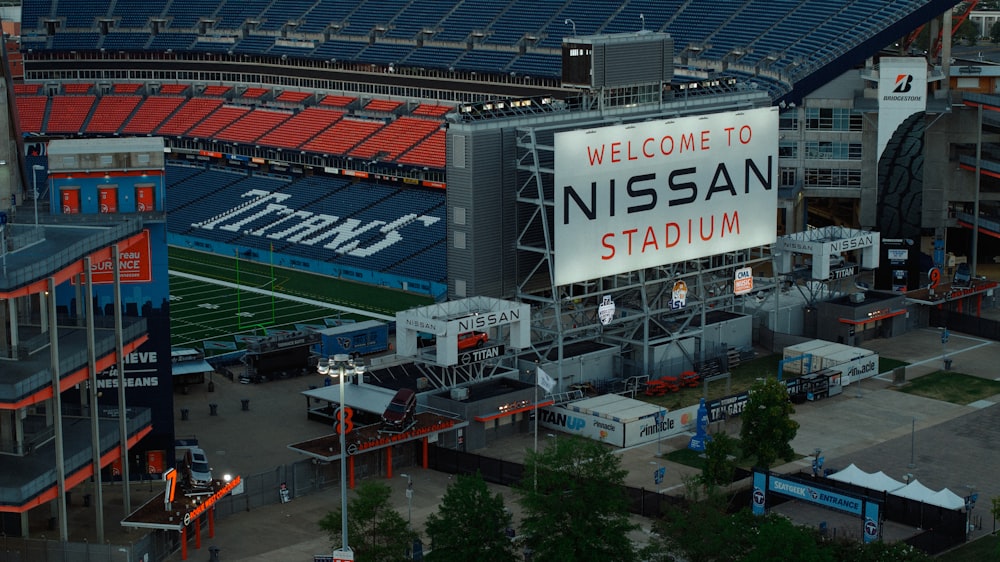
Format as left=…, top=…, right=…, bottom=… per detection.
left=991, top=21, right=1000, bottom=46
left=739, top=377, right=799, bottom=468
left=699, top=431, right=739, bottom=491
left=319, top=480, right=416, bottom=562
left=424, top=471, right=516, bottom=562
left=516, top=435, right=638, bottom=561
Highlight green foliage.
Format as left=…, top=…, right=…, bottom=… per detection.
left=516, top=436, right=638, bottom=562
left=699, top=432, right=739, bottom=490
left=991, top=21, right=1000, bottom=45
left=739, top=377, right=799, bottom=468
left=424, top=472, right=516, bottom=562
left=652, top=504, right=933, bottom=562
left=651, top=497, right=751, bottom=562
left=319, top=481, right=416, bottom=562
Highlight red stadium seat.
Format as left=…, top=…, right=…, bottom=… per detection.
left=349, top=117, right=441, bottom=161
left=46, top=95, right=97, bottom=133
left=303, top=117, right=383, bottom=156
left=214, top=108, right=292, bottom=143
left=156, top=98, right=224, bottom=136
left=122, top=96, right=185, bottom=135
left=86, top=95, right=142, bottom=134
left=257, top=107, right=344, bottom=150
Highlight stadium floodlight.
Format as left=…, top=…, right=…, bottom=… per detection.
left=327, top=354, right=360, bottom=558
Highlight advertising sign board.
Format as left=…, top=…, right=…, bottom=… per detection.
left=553, top=107, right=778, bottom=285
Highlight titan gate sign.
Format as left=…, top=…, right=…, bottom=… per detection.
left=751, top=470, right=882, bottom=544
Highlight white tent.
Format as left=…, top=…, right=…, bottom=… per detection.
left=868, top=471, right=906, bottom=493
left=891, top=480, right=941, bottom=505
left=929, top=488, right=966, bottom=510
left=827, top=464, right=905, bottom=492
left=827, top=463, right=868, bottom=484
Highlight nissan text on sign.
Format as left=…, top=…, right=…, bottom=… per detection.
left=554, top=107, right=779, bottom=286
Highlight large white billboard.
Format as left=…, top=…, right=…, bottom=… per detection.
left=877, top=57, right=927, bottom=161
left=554, top=107, right=778, bottom=286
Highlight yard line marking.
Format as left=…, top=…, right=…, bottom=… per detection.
left=169, top=270, right=394, bottom=321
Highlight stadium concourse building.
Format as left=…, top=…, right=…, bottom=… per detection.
left=7, top=1, right=1000, bottom=444
left=0, top=135, right=173, bottom=538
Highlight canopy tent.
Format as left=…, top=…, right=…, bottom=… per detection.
left=827, top=464, right=905, bottom=492
left=929, top=488, right=966, bottom=510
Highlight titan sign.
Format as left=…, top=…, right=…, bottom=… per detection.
left=554, top=107, right=778, bottom=286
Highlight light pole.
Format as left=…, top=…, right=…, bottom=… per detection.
left=31, top=164, right=44, bottom=228
left=319, top=354, right=357, bottom=560
left=400, top=473, right=413, bottom=528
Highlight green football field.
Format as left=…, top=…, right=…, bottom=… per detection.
left=168, top=247, right=435, bottom=350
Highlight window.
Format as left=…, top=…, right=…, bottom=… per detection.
left=804, top=141, right=863, bottom=160
left=779, top=142, right=798, bottom=158
left=804, top=168, right=861, bottom=187
left=805, top=108, right=862, bottom=131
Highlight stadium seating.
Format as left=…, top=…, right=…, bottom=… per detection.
left=113, top=83, right=144, bottom=94
left=396, top=129, right=446, bottom=169
left=100, top=32, right=151, bottom=51
left=302, top=118, right=383, bottom=155
left=112, top=0, right=165, bottom=29
left=45, top=95, right=97, bottom=134
left=537, top=0, right=621, bottom=48
left=338, top=0, right=410, bottom=36
left=201, top=85, right=233, bottom=97
left=433, top=2, right=507, bottom=43
left=158, top=84, right=189, bottom=95
left=318, top=95, right=358, bottom=108
left=14, top=84, right=42, bottom=95
left=15, top=96, right=47, bottom=133
left=122, top=96, right=184, bottom=135
left=256, top=108, right=345, bottom=150
left=156, top=98, right=224, bottom=136
left=186, top=106, right=251, bottom=138
left=240, top=88, right=270, bottom=100
left=384, top=0, right=455, bottom=40
left=258, top=0, right=315, bottom=32
left=274, top=91, right=312, bottom=104
left=85, top=95, right=142, bottom=134
left=363, top=99, right=403, bottom=113
left=402, top=46, right=464, bottom=71
left=214, top=0, right=272, bottom=29
left=213, top=109, right=292, bottom=143
left=411, top=104, right=453, bottom=118
left=64, top=83, right=94, bottom=94
left=349, top=116, right=440, bottom=161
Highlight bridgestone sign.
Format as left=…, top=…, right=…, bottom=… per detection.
left=554, top=107, right=779, bottom=286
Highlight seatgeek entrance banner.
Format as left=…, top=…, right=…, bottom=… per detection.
left=553, top=107, right=778, bottom=286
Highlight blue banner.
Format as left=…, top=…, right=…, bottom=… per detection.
left=751, top=471, right=767, bottom=515
left=768, top=475, right=863, bottom=515
left=863, top=501, right=880, bottom=544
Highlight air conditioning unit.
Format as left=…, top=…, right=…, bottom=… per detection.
left=450, top=387, right=469, bottom=401
left=850, top=292, right=865, bottom=303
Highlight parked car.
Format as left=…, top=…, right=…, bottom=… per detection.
left=184, top=447, right=213, bottom=490
left=381, top=388, right=416, bottom=430
left=457, top=331, right=489, bottom=351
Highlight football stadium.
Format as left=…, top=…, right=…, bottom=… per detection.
left=2, top=0, right=1000, bottom=558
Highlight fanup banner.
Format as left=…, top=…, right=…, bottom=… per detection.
left=554, top=107, right=778, bottom=286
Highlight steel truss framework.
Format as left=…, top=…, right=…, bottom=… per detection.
left=512, top=118, right=775, bottom=381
